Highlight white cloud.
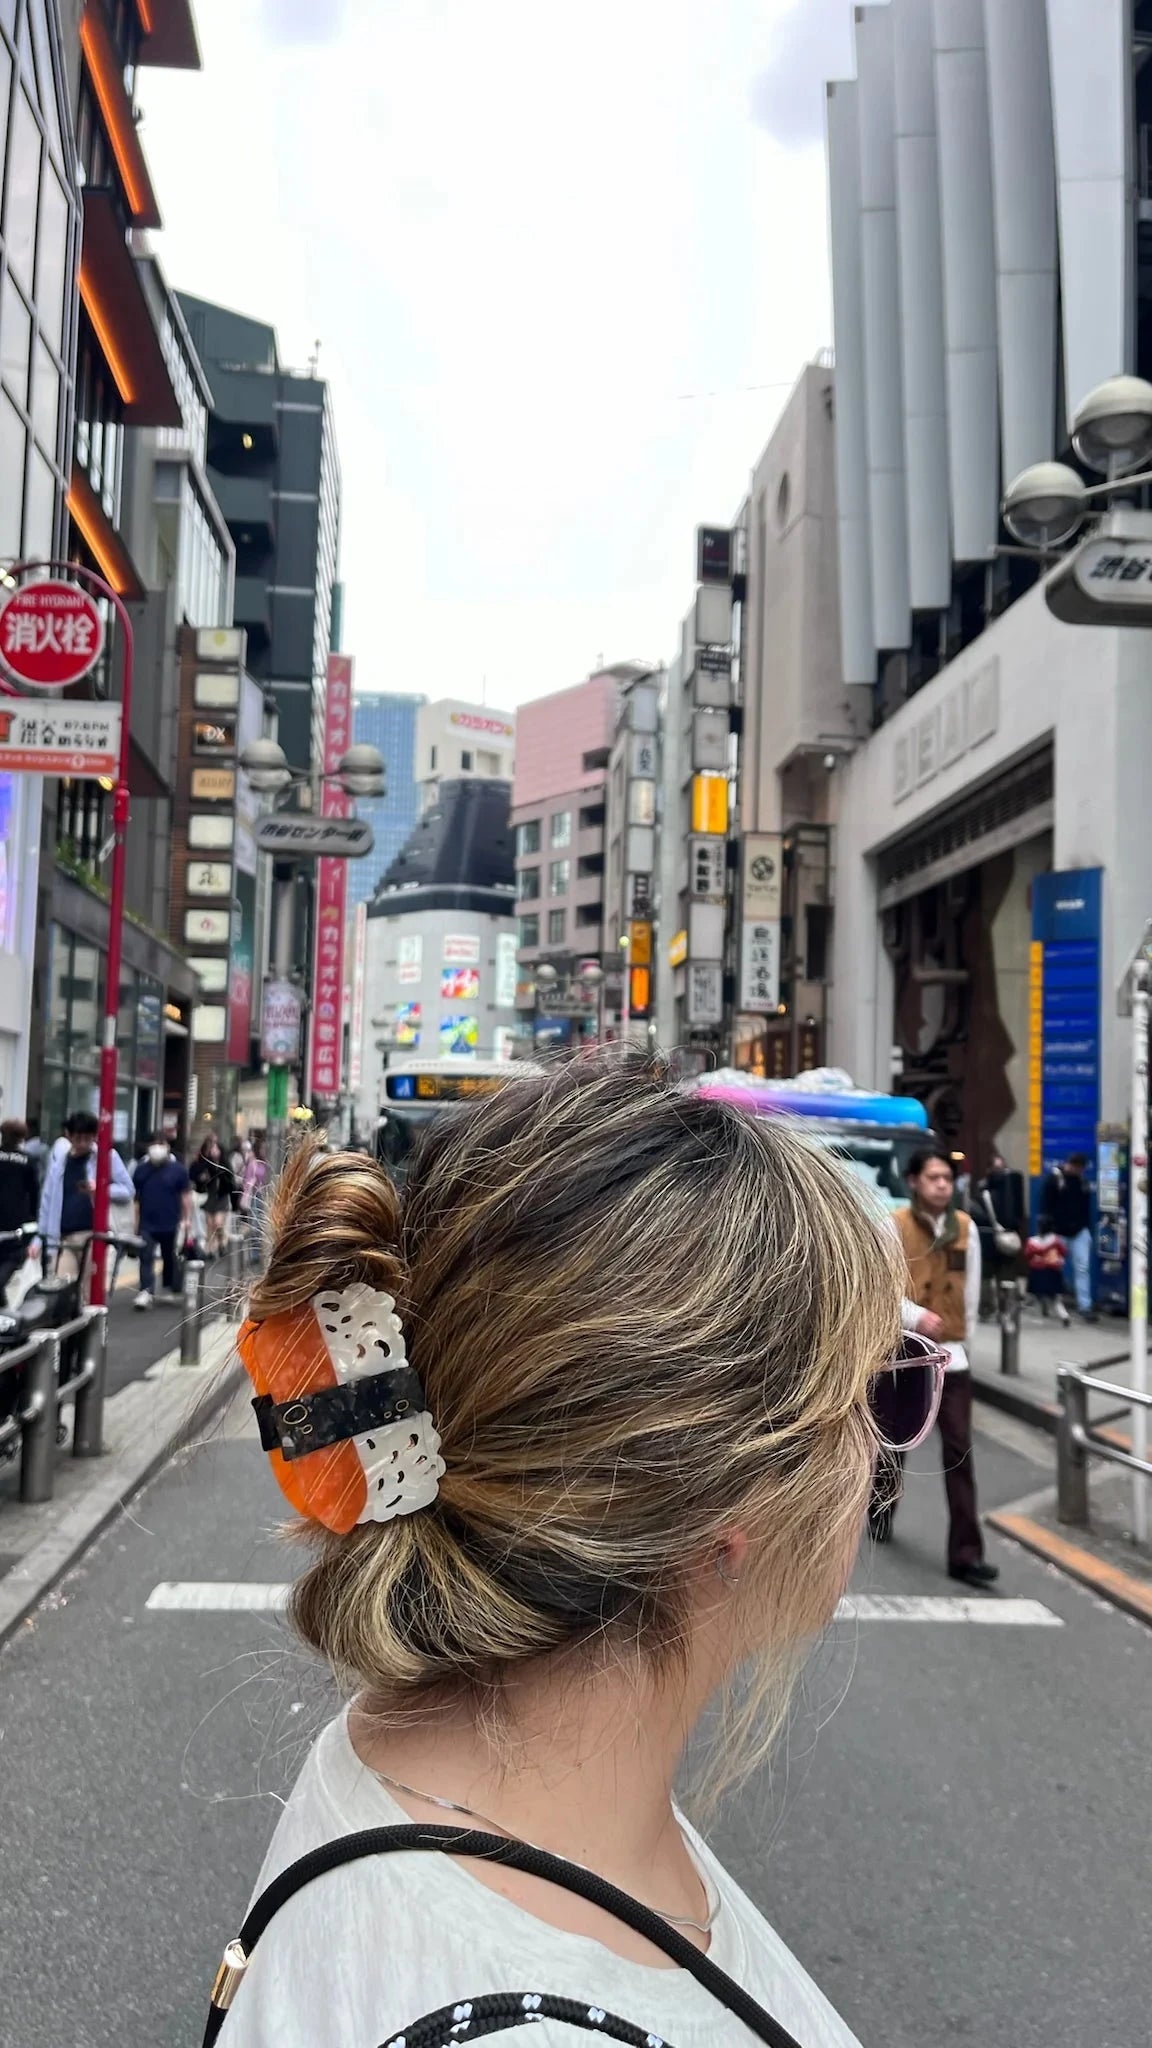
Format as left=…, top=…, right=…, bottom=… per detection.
left=749, top=0, right=858, bottom=147
left=141, top=0, right=837, bottom=706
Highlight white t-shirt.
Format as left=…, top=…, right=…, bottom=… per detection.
left=220, top=1708, right=859, bottom=2048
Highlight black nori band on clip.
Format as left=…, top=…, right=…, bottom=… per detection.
left=252, top=1366, right=427, bottom=1463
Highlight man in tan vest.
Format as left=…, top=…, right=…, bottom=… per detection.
left=871, top=1146, right=999, bottom=1587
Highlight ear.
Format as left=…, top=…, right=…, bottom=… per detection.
left=716, top=1530, right=750, bottom=1583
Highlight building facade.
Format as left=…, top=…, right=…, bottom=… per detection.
left=350, top=778, right=518, bottom=1132
left=510, top=672, right=617, bottom=1048
left=175, top=294, right=341, bottom=778
left=416, top=698, right=515, bottom=812
left=0, top=0, right=83, bottom=1119
left=27, top=0, right=207, bottom=1146
left=347, top=691, right=425, bottom=907
left=822, top=0, right=1152, bottom=1174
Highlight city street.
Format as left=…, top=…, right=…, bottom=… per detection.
left=0, top=1397, right=1146, bottom=2048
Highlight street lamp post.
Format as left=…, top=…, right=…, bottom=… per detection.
left=533, top=959, right=603, bottom=1050
left=7, top=560, right=134, bottom=1313
left=1002, top=374, right=1152, bottom=1541
left=240, top=737, right=384, bottom=1170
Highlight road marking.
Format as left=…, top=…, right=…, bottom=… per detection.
left=147, top=1582, right=290, bottom=1611
left=839, top=1594, right=1062, bottom=1626
left=146, top=1583, right=1063, bottom=1626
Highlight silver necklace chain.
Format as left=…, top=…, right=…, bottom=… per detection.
left=369, top=1765, right=722, bottom=1936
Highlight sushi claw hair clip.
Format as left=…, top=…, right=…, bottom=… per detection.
left=237, top=1283, right=445, bottom=1535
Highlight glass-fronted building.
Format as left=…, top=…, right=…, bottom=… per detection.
left=0, top=0, right=81, bottom=1119
left=348, top=692, right=426, bottom=906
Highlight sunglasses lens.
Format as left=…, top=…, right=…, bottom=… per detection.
left=870, top=1360, right=936, bottom=1450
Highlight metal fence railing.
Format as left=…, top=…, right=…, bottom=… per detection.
left=1056, top=1357, right=1152, bottom=1530
left=0, top=1306, right=107, bottom=1505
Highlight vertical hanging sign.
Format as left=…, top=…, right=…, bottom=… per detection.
left=308, top=654, right=354, bottom=1100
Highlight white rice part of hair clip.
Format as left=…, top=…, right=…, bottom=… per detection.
left=311, top=1284, right=445, bottom=1525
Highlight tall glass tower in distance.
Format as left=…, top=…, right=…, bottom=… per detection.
left=349, top=693, right=427, bottom=905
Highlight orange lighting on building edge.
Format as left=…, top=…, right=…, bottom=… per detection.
left=79, top=9, right=153, bottom=221
left=78, top=261, right=138, bottom=407
left=66, top=484, right=133, bottom=598
left=136, top=0, right=155, bottom=29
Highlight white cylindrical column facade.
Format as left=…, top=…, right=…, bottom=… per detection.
left=933, top=0, right=999, bottom=562
left=857, top=2, right=911, bottom=649
left=1046, top=0, right=1133, bottom=420
left=983, top=0, right=1057, bottom=481
left=893, top=0, right=951, bottom=611
left=826, top=78, right=876, bottom=687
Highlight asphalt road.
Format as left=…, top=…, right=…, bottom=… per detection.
left=0, top=1399, right=1147, bottom=2048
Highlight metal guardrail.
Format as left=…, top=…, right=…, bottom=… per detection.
left=1056, top=1355, right=1152, bottom=1527
left=0, top=1305, right=107, bottom=1505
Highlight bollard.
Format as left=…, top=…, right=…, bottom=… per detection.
left=226, top=1221, right=244, bottom=1322
left=72, top=1305, right=108, bottom=1459
left=1056, top=1366, right=1090, bottom=1527
left=181, top=1259, right=206, bottom=1367
left=998, top=1279, right=1022, bottom=1376
left=19, top=1332, right=60, bottom=1504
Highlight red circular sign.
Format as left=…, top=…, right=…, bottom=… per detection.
left=0, top=580, right=105, bottom=689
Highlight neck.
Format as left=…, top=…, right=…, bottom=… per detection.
left=351, top=1649, right=717, bottom=1916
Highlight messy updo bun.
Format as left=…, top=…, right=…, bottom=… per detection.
left=254, top=1056, right=900, bottom=1774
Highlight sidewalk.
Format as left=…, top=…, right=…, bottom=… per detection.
left=969, top=1306, right=1142, bottom=1430
left=0, top=1306, right=243, bottom=1642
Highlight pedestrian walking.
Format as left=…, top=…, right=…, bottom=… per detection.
left=239, top=1131, right=268, bottom=1269
left=210, top=1060, right=930, bottom=2048
left=190, top=1133, right=234, bottom=1257
left=132, top=1132, right=193, bottom=1308
left=38, top=1111, right=134, bottom=1291
left=1041, top=1153, right=1096, bottom=1320
left=0, top=1119, right=40, bottom=1294
left=870, top=1145, right=999, bottom=1587
left=1024, top=1217, right=1071, bottom=1324
left=974, top=1148, right=1025, bottom=1318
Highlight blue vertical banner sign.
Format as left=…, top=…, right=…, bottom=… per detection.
left=1030, top=870, right=1102, bottom=1204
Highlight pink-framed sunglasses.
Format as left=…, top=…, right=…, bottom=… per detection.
left=869, top=1330, right=948, bottom=1451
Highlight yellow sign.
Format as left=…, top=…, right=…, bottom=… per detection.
left=191, top=767, right=235, bottom=802
left=629, top=920, right=652, bottom=968
left=669, top=928, right=688, bottom=969
left=1028, top=941, right=1044, bottom=1178
left=691, top=773, right=728, bottom=836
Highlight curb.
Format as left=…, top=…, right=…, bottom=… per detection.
left=988, top=1507, right=1152, bottom=1627
left=0, top=1319, right=241, bottom=1648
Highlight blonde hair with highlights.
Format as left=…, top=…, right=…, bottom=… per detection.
left=251, top=1057, right=901, bottom=1786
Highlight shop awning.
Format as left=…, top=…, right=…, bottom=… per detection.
left=135, top=0, right=201, bottom=70
left=67, top=467, right=146, bottom=603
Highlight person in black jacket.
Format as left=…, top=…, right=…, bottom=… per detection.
left=1041, top=1152, right=1096, bottom=1320
left=189, top=1132, right=235, bottom=1257
left=0, top=1118, right=39, bottom=1294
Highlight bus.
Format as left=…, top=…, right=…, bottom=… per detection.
left=694, top=1071, right=932, bottom=1213
left=375, top=1058, right=541, bottom=1182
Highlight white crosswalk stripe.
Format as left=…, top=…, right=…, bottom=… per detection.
left=145, top=1583, right=1063, bottom=1625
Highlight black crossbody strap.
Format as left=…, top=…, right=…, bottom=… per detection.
left=204, top=1823, right=804, bottom=2048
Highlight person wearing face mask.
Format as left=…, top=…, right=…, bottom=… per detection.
left=132, top=1132, right=193, bottom=1309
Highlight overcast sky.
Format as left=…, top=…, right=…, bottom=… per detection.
left=140, top=0, right=856, bottom=707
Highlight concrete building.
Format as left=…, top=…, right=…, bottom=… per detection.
left=510, top=673, right=618, bottom=1049
left=176, top=294, right=341, bottom=778
left=822, top=0, right=1152, bottom=1177
left=348, top=691, right=426, bottom=907
left=602, top=668, right=661, bottom=1038
left=351, top=778, right=517, bottom=1132
left=416, top=698, right=515, bottom=813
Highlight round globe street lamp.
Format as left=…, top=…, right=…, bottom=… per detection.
left=238, top=737, right=294, bottom=793
left=1001, top=461, right=1089, bottom=550
left=335, top=742, right=386, bottom=799
left=1071, top=373, right=1152, bottom=476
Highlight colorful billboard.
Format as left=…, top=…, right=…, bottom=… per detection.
left=395, top=1002, right=421, bottom=1046
left=440, top=1013, right=479, bottom=1055
left=441, top=966, right=480, bottom=1000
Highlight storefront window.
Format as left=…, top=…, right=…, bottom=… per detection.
left=42, top=932, right=165, bottom=1152
left=68, top=939, right=101, bottom=1072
